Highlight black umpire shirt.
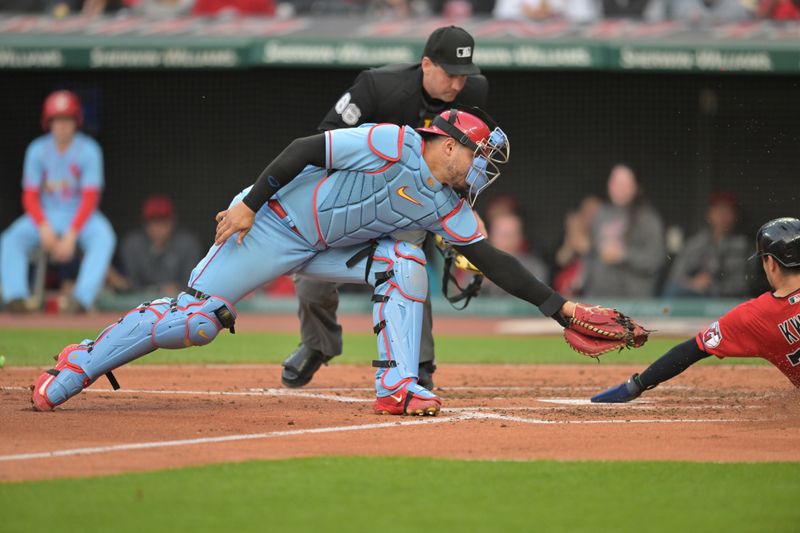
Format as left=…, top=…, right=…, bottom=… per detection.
left=318, top=63, right=488, bottom=132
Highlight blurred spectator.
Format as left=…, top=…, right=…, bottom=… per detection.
left=1, top=90, right=116, bottom=313
left=483, top=194, right=520, bottom=228
left=481, top=212, right=549, bottom=296
left=583, top=164, right=665, bottom=298
left=671, top=0, right=752, bottom=23
left=553, top=195, right=601, bottom=297
left=110, top=194, right=201, bottom=295
left=757, top=0, right=800, bottom=19
left=663, top=192, right=749, bottom=298
left=493, top=0, right=599, bottom=22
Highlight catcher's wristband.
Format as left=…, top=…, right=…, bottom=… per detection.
left=538, top=292, right=568, bottom=327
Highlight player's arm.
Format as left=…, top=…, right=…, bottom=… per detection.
left=433, top=199, right=570, bottom=322
left=240, top=134, right=326, bottom=213
left=455, top=239, right=572, bottom=325
left=21, top=142, right=46, bottom=227
left=215, top=134, right=326, bottom=244
left=318, top=70, right=377, bottom=131
left=21, top=141, right=58, bottom=251
left=437, top=202, right=649, bottom=357
left=590, top=338, right=710, bottom=403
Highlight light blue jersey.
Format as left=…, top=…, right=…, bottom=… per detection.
left=23, top=132, right=104, bottom=223
left=273, top=124, right=484, bottom=250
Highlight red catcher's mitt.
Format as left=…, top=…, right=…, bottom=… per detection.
left=564, top=304, right=650, bottom=358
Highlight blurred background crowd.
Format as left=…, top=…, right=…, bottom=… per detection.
left=471, top=165, right=756, bottom=302
left=0, top=0, right=798, bottom=22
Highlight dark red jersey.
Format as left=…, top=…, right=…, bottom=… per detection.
left=696, top=288, right=800, bottom=387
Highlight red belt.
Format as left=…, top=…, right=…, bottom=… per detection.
left=268, top=199, right=301, bottom=235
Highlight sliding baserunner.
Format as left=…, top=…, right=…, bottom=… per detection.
left=592, top=218, right=800, bottom=403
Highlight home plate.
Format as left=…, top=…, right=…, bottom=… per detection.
left=537, top=398, right=654, bottom=406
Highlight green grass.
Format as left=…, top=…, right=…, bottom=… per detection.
left=1, top=457, right=797, bottom=533
left=0, top=328, right=765, bottom=367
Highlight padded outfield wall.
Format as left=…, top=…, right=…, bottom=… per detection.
left=1, top=16, right=798, bottom=255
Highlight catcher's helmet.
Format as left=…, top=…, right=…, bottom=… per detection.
left=417, top=106, right=509, bottom=205
left=41, top=90, right=83, bottom=131
left=749, top=217, right=800, bottom=268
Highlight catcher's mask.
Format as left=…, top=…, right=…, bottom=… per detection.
left=417, top=106, right=510, bottom=206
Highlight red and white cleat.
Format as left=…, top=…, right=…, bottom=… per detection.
left=31, top=344, right=82, bottom=412
left=374, top=383, right=442, bottom=416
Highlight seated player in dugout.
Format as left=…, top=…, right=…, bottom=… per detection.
left=592, top=217, right=800, bottom=403
left=32, top=107, right=648, bottom=416
left=1, top=90, right=116, bottom=314
left=283, top=25, right=489, bottom=392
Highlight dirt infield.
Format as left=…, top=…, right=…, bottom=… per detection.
left=1, top=363, right=799, bottom=482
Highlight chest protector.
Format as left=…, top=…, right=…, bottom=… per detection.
left=314, top=125, right=459, bottom=248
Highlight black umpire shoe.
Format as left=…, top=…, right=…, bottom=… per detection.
left=282, top=345, right=439, bottom=391
left=281, top=344, right=335, bottom=388
left=418, top=360, right=437, bottom=391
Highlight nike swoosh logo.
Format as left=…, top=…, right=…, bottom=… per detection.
left=390, top=394, right=403, bottom=403
left=396, top=186, right=422, bottom=206
left=198, top=329, right=208, bottom=339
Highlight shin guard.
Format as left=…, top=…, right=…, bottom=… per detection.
left=32, top=292, right=236, bottom=410
left=370, top=240, right=436, bottom=401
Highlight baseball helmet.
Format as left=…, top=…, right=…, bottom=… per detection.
left=41, top=90, right=83, bottom=131
left=749, top=217, right=800, bottom=268
left=417, top=106, right=510, bottom=205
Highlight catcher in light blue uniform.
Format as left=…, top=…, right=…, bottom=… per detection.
left=33, top=107, right=582, bottom=416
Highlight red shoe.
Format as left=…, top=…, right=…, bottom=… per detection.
left=374, top=383, right=442, bottom=416
left=31, top=371, right=57, bottom=411
left=31, top=344, right=82, bottom=412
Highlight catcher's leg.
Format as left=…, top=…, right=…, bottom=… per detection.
left=296, top=238, right=440, bottom=415
left=32, top=292, right=236, bottom=411
left=281, top=276, right=343, bottom=388
left=370, top=240, right=441, bottom=416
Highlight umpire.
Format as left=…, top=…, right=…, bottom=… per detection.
left=282, top=25, right=488, bottom=390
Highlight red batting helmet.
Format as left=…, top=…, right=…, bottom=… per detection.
left=41, top=90, right=83, bottom=131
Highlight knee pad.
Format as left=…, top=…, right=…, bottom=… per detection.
left=152, top=295, right=235, bottom=349
left=372, top=240, right=428, bottom=301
